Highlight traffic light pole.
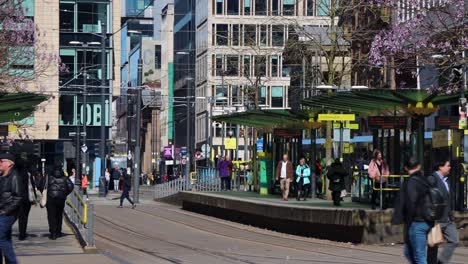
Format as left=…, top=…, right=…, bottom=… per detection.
left=99, top=23, right=106, bottom=196
left=133, top=34, right=143, bottom=204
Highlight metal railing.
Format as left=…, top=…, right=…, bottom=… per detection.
left=153, top=176, right=191, bottom=199
left=191, top=167, right=221, bottom=192
left=64, top=188, right=94, bottom=248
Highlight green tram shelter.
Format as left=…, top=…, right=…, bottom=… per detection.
left=0, top=93, right=48, bottom=123
left=212, top=89, right=466, bottom=209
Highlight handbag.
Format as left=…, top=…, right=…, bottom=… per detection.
left=427, top=223, right=446, bottom=247
left=27, top=173, right=36, bottom=203
left=40, top=176, right=48, bottom=208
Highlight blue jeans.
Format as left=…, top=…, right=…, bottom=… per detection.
left=0, top=215, right=17, bottom=264
left=404, top=221, right=432, bottom=264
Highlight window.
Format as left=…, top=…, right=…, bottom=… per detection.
left=282, top=57, right=291, bottom=77
left=244, top=0, right=251, bottom=15
left=255, top=56, right=266, bottom=77
left=272, top=0, right=279, bottom=15
left=227, top=0, right=239, bottom=15
left=216, top=24, right=228, bottom=45
left=243, top=55, right=251, bottom=77
left=60, top=3, right=75, bottom=32
left=260, top=25, right=267, bottom=46
left=232, top=85, right=242, bottom=105
left=232, top=25, right=240, bottom=46
left=154, top=45, right=161, bottom=69
left=126, top=0, right=153, bottom=16
left=215, top=85, right=228, bottom=106
left=271, top=56, right=279, bottom=77
left=216, top=55, right=223, bottom=75
left=255, top=0, right=267, bottom=15
left=283, top=0, right=295, bottom=16
left=226, top=55, right=239, bottom=76
left=307, top=0, right=315, bottom=16
left=272, top=25, right=284, bottom=46
left=244, top=25, right=256, bottom=46
left=260, top=86, right=266, bottom=105
left=216, top=0, right=223, bottom=15
left=271, top=86, right=284, bottom=107
left=78, top=2, right=108, bottom=33
left=318, top=0, right=329, bottom=16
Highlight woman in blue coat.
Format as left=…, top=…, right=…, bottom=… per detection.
left=295, top=158, right=311, bottom=201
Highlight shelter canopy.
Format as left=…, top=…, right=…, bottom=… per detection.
left=0, top=93, right=48, bottom=123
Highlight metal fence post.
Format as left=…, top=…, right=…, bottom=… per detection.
left=87, top=202, right=95, bottom=247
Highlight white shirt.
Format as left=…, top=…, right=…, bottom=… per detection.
left=70, top=175, right=75, bottom=184
left=436, top=171, right=449, bottom=192
left=280, top=161, right=288, bottom=178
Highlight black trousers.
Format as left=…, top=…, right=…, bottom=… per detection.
left=332, top=191, right=341, bottom=205
left=297, top=182, right=310, bottom=199
left=46, top=198, right=65, bottom=236
left=371, top=182, right=387, bottom=207
left=120, top=189, right=134, bottom=206
left=221, top=177, right=231, bottom=190
left=18, top=201, right=32, bottom=237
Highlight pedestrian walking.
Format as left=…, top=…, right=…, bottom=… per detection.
left=112, top=167, right=121, bottom=191
left=295, top=158, right=311, bottom=201
left=327, top=159, right=347, bottom=206
left=15, top=157, right=37, bottom=241
left=217, top=156, right=231, bottom=191
left=40, top=163, right=74, bottom=240
left=118, top=173, right=136, bottom=209
left=396, top=158, right=444, bottom=264
left=81, top=174, right=89, bottom=198
left=0, top=153, right=22, bottom=264
left=368, top=149, right=389, bottom=209
left=427, top=159, right=459, bottom=264
left=104, top=168, right=110, bottom=195
left=275, top=154, right=294, bottom=201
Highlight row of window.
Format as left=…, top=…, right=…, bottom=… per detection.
left=213, top=23, right=289, bottom=47
left=212, top=54, right=289, bottom=78
left=213, top=0, right=330, bottom=17
left=60, top=2, right=111, bottom=33
left=213, top=84, right=288, bottom=108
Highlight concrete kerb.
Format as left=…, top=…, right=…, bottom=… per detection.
left=178, top=191, right=404, bottom=244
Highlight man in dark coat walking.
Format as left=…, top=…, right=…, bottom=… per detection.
left=327, top=159, right=347, bottom=206
left=427, top=159, right=459, bottom=264
left=40, top=164, right=74, bottom=240
left=0, top=153, right=22, bottom=264
left=118, top=172, right=136, bottom=209
left=15, top=157, right=37, bottom=241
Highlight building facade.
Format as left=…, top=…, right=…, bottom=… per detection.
left=194, top=0, right=338, bottom=161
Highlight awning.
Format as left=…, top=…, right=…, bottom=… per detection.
left=211, top=109, right=310, bottom=129
left=302, top=89, right=461, bottom=116
left=0, top=93, right=48, bottom=123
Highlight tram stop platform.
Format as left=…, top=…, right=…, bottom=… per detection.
left=12, top=205, right=115, bottom=264
left=178, top=191, right=468, bottom=245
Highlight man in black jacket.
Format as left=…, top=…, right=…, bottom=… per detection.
left=118, top=172, right=136, bottom=209
left=0, top=153, right=22, bottom=264
left=15, top=157, right=37, bottom=241
left=427, top=159, right=459, bottom=264
left=40, top=164, right=74, bottom=240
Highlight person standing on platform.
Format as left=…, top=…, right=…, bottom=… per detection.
left=327, top=159, right=347, bottom=206
left=112, top=167, right=121, bottom=191
left=275, top=154, right=294, bottom=201
left=81, top=174, right=89, bottom=198
left=217, top=156, right=231, bottom=191
left=118, top=173, right=136, bottom=209
left=40, top=163, right=74, bottom=240
left=368, top=149, right=389, bottom=209
left=104, top=168, right=110, bottom=195
left=0, top=153, right=22, bottom=264
left=427, top=159, right=459, bottom=264
left=295, top=158, right=311, bottom=201
left=314, top=159, right=323, bottom=197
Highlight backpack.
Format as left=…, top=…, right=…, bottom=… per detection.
left=413, top=176, right=446, bottom=222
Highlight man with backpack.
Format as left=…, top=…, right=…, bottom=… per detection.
left=427, top=159, right=459, bottom=264
left=395, top=157, right=446, bottom=264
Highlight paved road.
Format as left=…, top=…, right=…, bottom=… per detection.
left=93, top=196, right=468, bottom=264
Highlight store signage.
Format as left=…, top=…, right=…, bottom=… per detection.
left=318, top=114, right=355, bottom=121
left=368, top=116, right=407, bottom=129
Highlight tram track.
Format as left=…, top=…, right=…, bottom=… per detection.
left=94, top=206, right=401, bottom=264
